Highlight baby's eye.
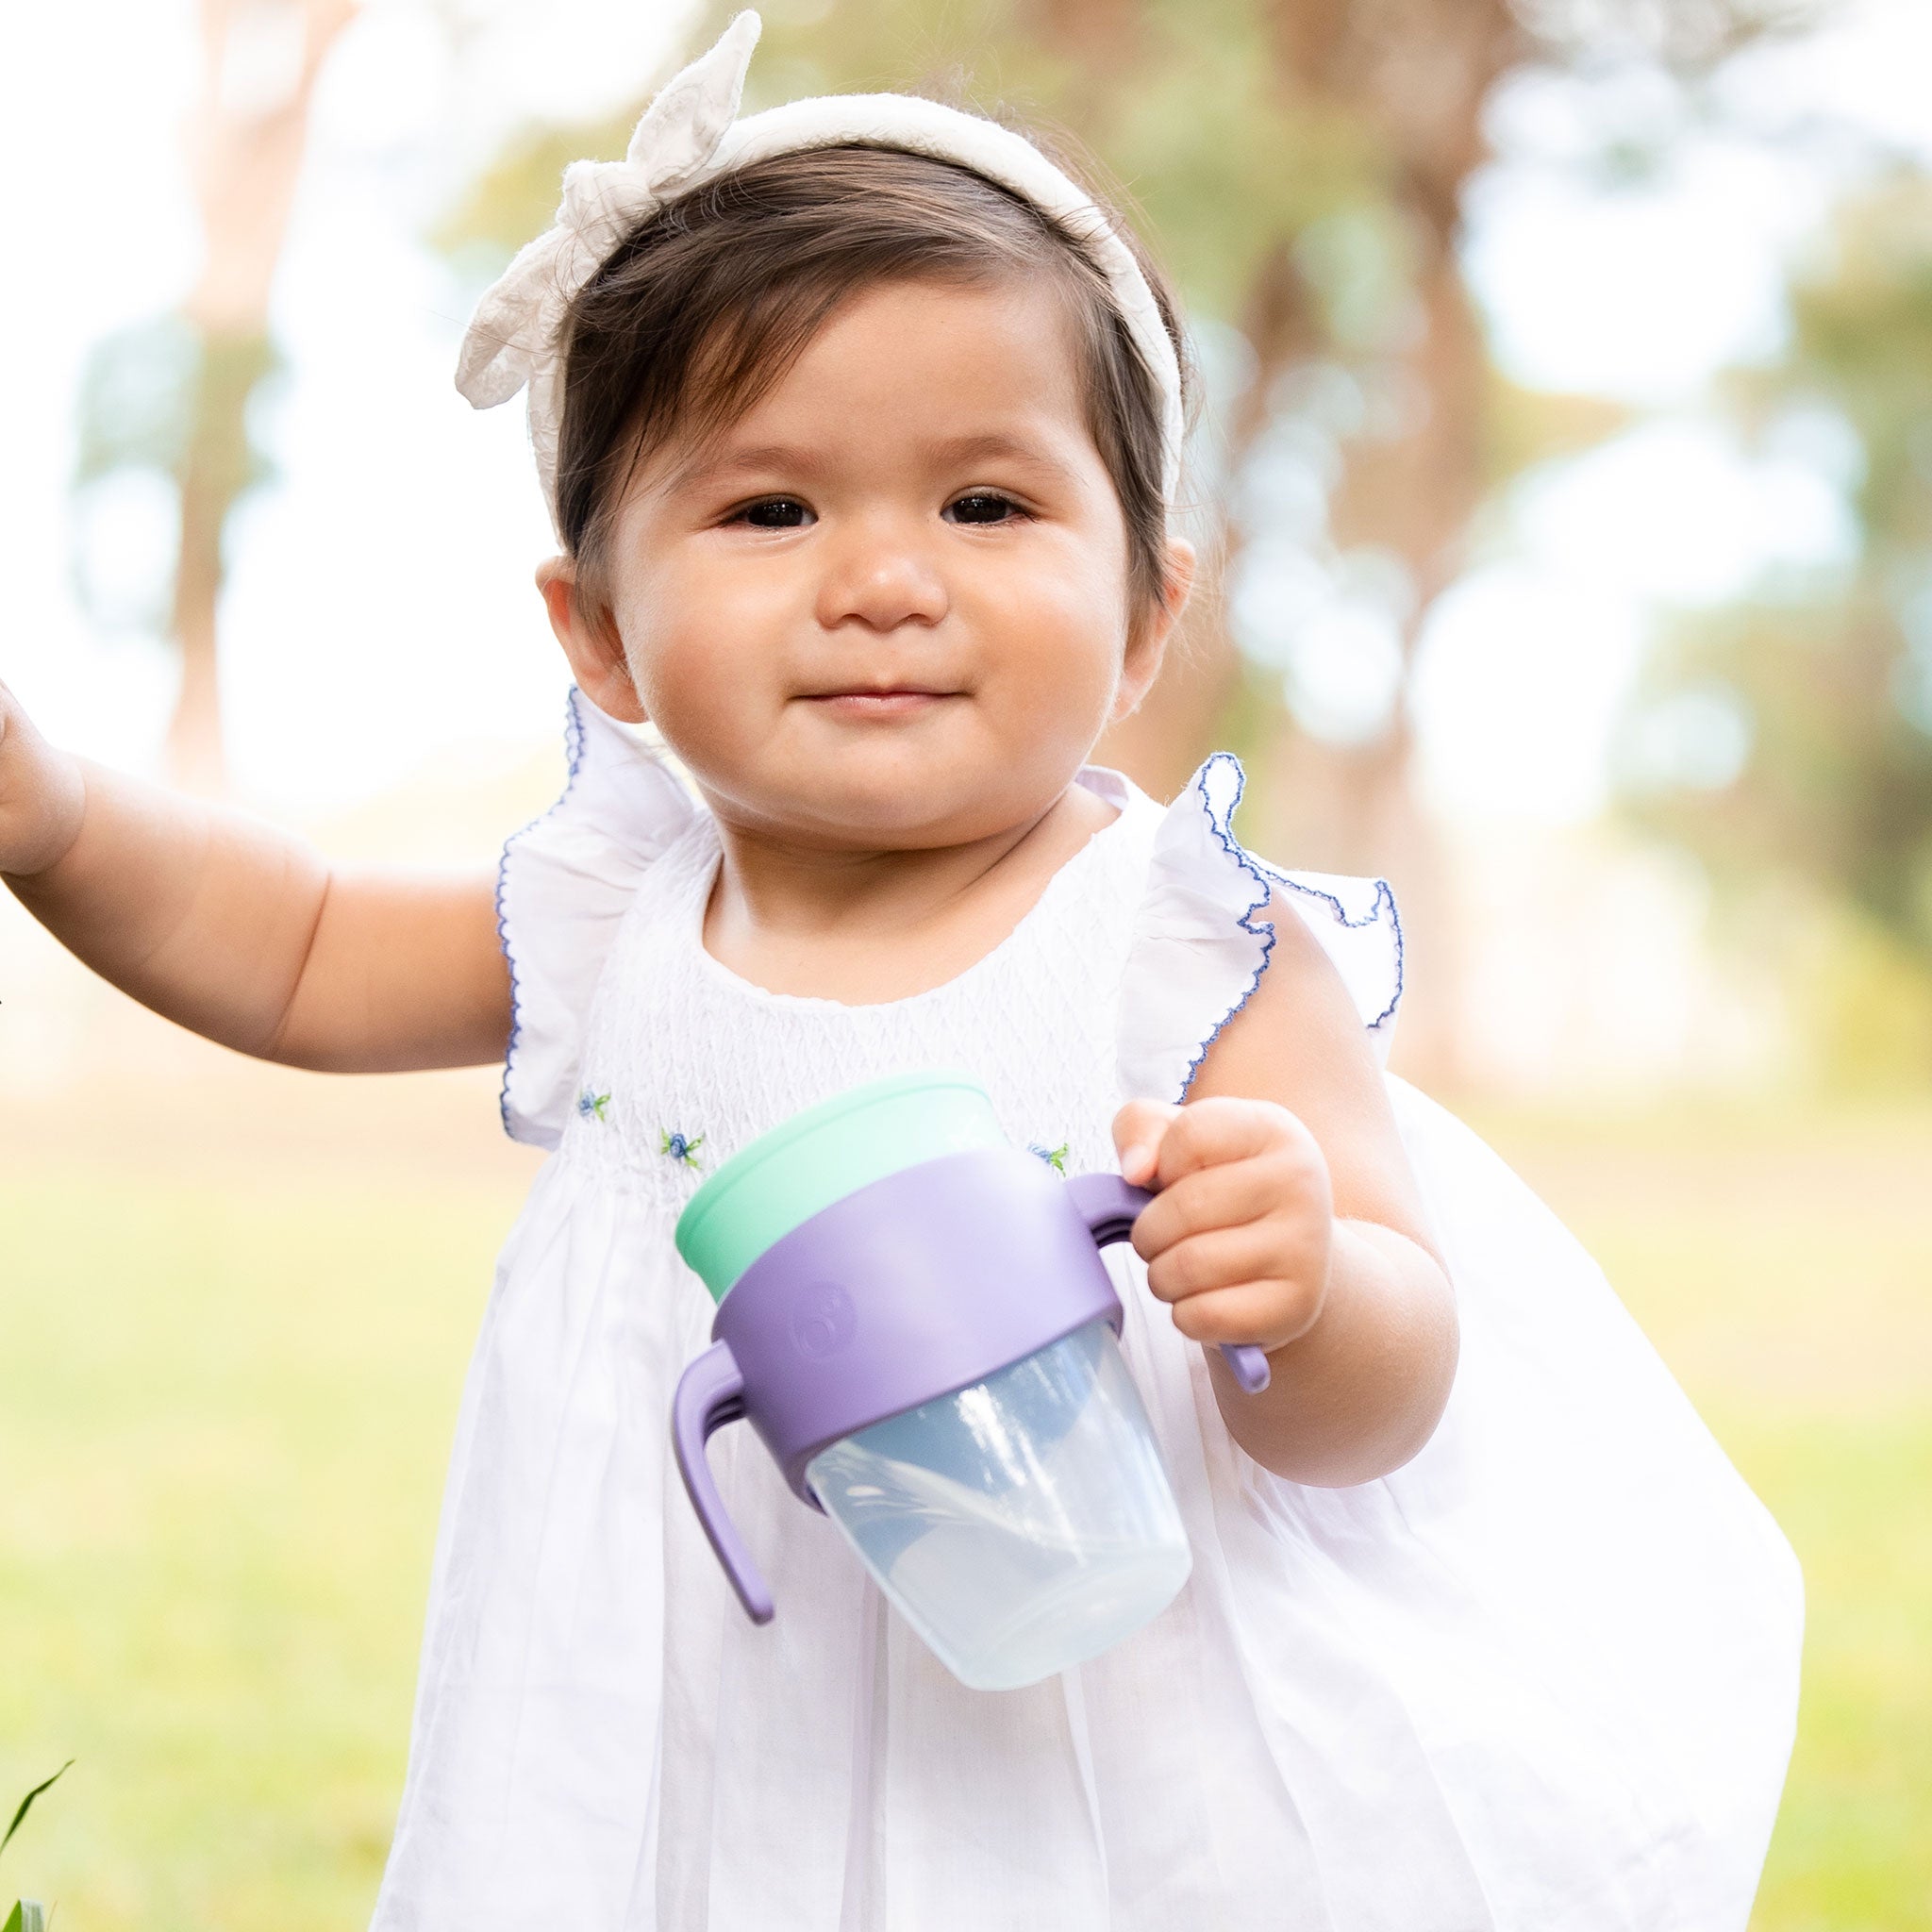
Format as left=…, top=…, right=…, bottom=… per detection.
left=736, top=497, right=812, bottom=528
left=946, top=491, right=1024, bottom=525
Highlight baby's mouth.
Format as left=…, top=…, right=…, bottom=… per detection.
left=800, top=686, right=963, bottom=719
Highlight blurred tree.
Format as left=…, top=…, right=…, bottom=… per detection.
left=72, top=0, right=357, bottom=792
left=1628, top=172, right=1932, bottom=1074
left=443, top=0, right=1816, bottom=1079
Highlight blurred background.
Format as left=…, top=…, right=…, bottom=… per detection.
left=2, top=0, right=1928, bottom=1923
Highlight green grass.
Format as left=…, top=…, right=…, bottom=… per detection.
left=1731, top=1418, right=1932, bottom=1931
left=0, top=1172, right=508, bottom=1930
left=1477, top=1102, right=1932, bottom=1932
left=3, top=1108, right=1930, bottom=1925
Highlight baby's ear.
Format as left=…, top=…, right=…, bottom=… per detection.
left=1115, top=537, right=1196, bottom=721
left=536, top=557, right=648, bottom=723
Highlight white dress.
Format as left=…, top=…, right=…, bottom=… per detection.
left=369, top=692, right=1802, bottom=1932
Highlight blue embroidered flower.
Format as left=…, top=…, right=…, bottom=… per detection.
left=1028, top=1141, right=1069, bottom=1174
left=576, top=1089, right=610, bottom=1123
left=660, top=1129, right=706, bottom=1169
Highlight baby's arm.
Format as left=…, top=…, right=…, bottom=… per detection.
left=0, top=680, right=509, bottom=1072
left=1114, top=893, right=1457, bottom=1487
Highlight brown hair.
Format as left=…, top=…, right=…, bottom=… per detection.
left=555, top=141, right=1190, bottom=618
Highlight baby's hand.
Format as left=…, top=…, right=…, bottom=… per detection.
left=0, top=678, right=86, bottom=879
left=1111, top=1096, right=1335, bottom=1356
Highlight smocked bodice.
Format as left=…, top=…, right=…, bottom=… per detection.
left=556, top=774, right=1152, bottom=1216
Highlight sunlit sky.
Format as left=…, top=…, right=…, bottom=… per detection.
left=4, top=0, right=1929, bottom=827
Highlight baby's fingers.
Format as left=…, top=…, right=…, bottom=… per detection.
left=1167, top=1279, right=1313, bottom=1354
left=1128, top=1157, right=1290, bottom=1261
left=1112, top=1098, right=1179, bottom=1187
left=1144, top=1220, right=1287, bottom=1300
left=0, top=684, right=86, bottom=880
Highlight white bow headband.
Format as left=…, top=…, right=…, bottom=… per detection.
left=455, top=10, right=1186, bottom=534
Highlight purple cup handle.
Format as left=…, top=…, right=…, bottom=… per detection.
left=1066, top=1173, right=1273, bottom=1395
left=671, top=1341, right=775, bottom=1624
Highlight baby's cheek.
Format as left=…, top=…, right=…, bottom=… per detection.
left=626, top=617, right=777, bottom=767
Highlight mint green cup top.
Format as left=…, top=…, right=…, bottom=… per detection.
left=674, top=1071, right=1008, bottom=1304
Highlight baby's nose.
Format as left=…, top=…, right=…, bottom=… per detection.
left=813, top=522, right=948, bottom=632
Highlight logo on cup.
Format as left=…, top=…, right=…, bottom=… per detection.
left=790, top=1281, right=857, bottom=1360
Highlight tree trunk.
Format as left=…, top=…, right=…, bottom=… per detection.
left=165, top=0, right=358, bottom=791
left=168, top=430, right=228, bottom=796
left=167, top=329, right=279, bottom=791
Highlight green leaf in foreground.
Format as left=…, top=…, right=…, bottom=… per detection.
left=0, top=1763, right=72, bottom=1864
left=7, top=1898, right=48, bottom=1932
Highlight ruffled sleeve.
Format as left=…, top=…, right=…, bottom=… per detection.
left=1118, top=751, right=1405, bottom=1104
left=497, top=689, right=698, bottom=1147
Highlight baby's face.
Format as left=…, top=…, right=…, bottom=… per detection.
left=556, top=276, right=1185, bottom=849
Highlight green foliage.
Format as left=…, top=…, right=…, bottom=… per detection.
left=1801, top=903, right=1932, bottom=1091
left=0, top=1762, right=70, bottom=1866
left=436, top=116, right=633, bottom=268
left=1777, top=175, right=1932, bottom=558
left=717, top=0, right=1391, bottom=334
left=70, top=319, right=284, bottom=635
left=1482, top=376, right=1630, bottom=491
left=1637, top=592, right=1932, bottom=947
left=2, top=1757, right=68, bottom=1932
left=73, top=317, right=204, bottom=488
left=1628, top=174, right=1932, bottom=1002
left=440, top=0, right=1391, bottom=336
left=74, top=323, right=282, bottom=513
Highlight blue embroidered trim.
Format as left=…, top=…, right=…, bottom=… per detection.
left=496, top=688, right=590, bottom=1140
left=1177, top=752, right=1276, bottom=1103
left=1175, top=752, right=1407, bottom=1100
left=1249, top=857, right=1407, bottom=1032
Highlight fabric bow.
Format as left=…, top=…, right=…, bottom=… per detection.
left=454, top=11, right=762, bottom=520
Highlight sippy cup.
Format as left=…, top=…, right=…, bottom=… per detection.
left=670, top=1072, right=1270, bottom=1691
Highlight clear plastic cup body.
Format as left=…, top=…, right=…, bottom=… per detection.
left=805, top=1318, right=1191, bottom=1690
